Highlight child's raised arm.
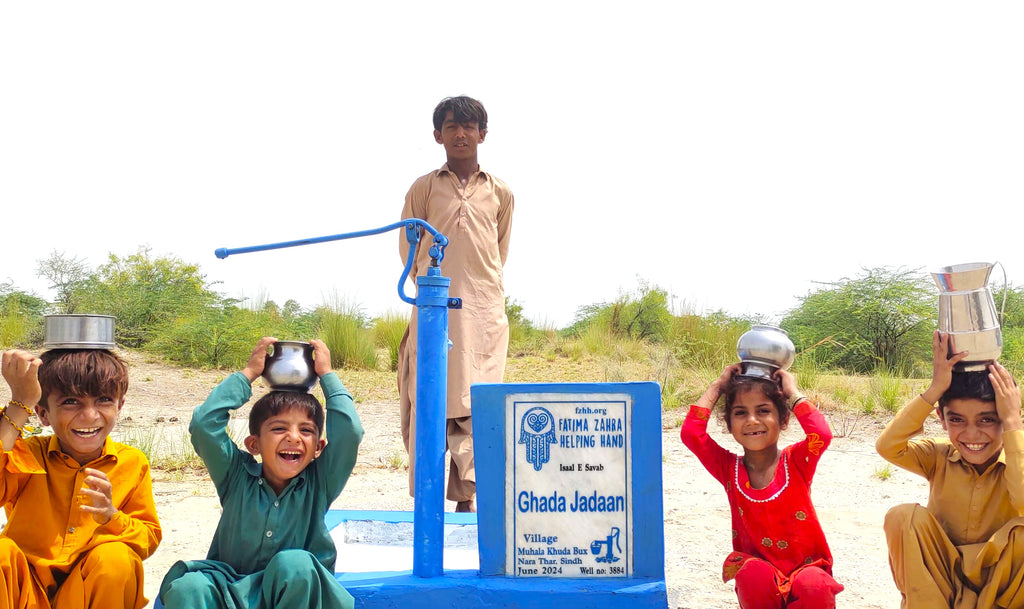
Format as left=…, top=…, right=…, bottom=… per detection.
left=0, top=350, right=41, bottom=452
left=681, top=364, right=741, bottom=485
left=877, top=331, right=967, bottom=475
left=990, top=362, right=1024, bottom=510
left=309, top=338, right=363, bottom=501
left=190, top=337, right=278, bottom=486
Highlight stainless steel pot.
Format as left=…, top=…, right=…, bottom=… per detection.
left=931, top=262, right=1005, bottom=371
left=44, top=314, right=116, bottom=349
left=262, top=341, right=317, bottom=392
left=736, top=325, right=795, bottom=379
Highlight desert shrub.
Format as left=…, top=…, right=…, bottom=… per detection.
left=148, top=306, right=295, bottom=368
left=568, top=280, right=672, bottom=343
left=317, top=302, right=377, bottom=370
left=666, top=310, right=747, bottom=371
left=74, top=247, right=220, bottom=348
left=0, top=286, right=47, bottom=348
left=782, top=266, right=934, bottom=374
left=373, top=310, right=409, bottom=372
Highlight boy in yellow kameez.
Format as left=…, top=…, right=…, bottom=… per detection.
left=877, top=331, right=1024, bottom=608
left=0, top=348, right=161, bottom=609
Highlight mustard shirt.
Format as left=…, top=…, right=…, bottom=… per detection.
left=0, top=435, right=162, bottom=594
left=876, top=395, right=1024, bottom=546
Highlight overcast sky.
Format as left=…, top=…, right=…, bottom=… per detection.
left=2, top=2, right=1022, bottom=328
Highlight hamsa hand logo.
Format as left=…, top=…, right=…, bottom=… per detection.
left=519, top=407, right=556, bottom=471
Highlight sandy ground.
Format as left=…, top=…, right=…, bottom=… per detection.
left=1, top=351, right=935, bottom=608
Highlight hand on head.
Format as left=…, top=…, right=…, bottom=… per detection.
left=774, top=369, right=799, bottom=399
left=310, top=339, right=332, bottom=377
left=697, top=363, right=742, bottom=409
left=989, top=362, right=1023, bottom=432
left=923, top=331, right=970, bottom=405
left=241, top=337, right=278, bottom=382
left=1, top=350, right=42, bottom=406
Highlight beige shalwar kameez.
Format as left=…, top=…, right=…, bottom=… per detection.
left=397, top=164, right=514, bottom=502
left=877, top=395, right=1024, bottom=608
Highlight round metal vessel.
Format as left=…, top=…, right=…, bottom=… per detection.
left=262, top=341, right=317, bottom=392
left=44, top=314, right=116, bottom=349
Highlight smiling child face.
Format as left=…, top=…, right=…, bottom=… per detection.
left=433, top=110, right=486, bottom=162
left=728, top=387, right=783, bottom=452
left=244, top=406, right=326, bottom=495
left=939, top=397, right=1003, bottom=473
left=36, top=393, right=123, bottom=465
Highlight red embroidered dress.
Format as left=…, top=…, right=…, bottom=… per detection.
left=680, top=400, right=835, bottom=587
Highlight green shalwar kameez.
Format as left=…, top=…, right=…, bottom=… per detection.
left=158, top=372, right=363, bottom=609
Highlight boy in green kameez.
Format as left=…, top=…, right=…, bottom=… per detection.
left=158, top=337, right=363, bottom=609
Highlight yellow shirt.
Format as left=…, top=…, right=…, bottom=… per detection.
left=0, top=435, right=162, bottom=595
left=876, top=395, right=1024, bottom=546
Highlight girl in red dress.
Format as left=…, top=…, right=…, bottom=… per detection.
left=680, top=364, right=844, bottom=609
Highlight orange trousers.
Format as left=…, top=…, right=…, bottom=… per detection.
left=885, top=503, right=1024, bottom=609
left=0, top=538, right=145, bottom=609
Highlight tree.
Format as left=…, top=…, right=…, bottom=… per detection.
left=781, top=267, right=935, bottom=373
left=36, top=250, right=90, bottom=314
left=74, top=247, right=220, bottom=348
left=568, top=280, right=672, bottom=342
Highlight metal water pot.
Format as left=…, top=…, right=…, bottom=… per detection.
left=931, top=262, right=1006, bottom=371
left=262, top=341, right=317, bottom=392
left=736, top=325, right=796, bottom=379
left=44, top=314, right=116, bottom=349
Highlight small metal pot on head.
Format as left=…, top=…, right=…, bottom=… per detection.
left=261, top=341, right=317, bottom=392
left=736, top=325, right=795, bottom=380
left=44, top=314, right=116, bottom=349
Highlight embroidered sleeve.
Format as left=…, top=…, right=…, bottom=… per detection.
left=681, top=405, right=733, bottom=486
left=789, top=401, right=833, bottom=480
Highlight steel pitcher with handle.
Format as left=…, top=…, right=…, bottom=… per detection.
left=931, top=262, right=1006, bottom=371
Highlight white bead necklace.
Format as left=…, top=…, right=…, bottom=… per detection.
left=734, top=453, right=789, bottom=503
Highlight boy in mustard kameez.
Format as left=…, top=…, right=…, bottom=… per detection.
left=0, top=348, right=162, bottom=609
left=877, top=331, right=1024, bottom=608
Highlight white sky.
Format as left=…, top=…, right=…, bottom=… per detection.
left=2, top=2, right=1022, bottom=328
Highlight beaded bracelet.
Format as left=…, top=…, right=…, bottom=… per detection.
left=8, top=400, right=33, bottom=416
left=1, top=407, right=25, bottom=436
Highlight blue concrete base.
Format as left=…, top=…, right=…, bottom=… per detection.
left=340, top=569, right=668, bottom=609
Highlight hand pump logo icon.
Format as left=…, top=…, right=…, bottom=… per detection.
left=519, top=407, right=556, bottom=471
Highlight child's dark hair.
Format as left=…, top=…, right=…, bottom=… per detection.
left=249, top=391, right=325, bottom=436
left=432, top=96, right=488, bottom=132
left=38, top=349, right=129, bottom=408
left=721, top=375, right=790, bottom=431
left=938, top=370, right=998, bottom=412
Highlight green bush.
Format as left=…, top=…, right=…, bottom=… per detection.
left=0, top=286, right=47, bottom=348
left=148, top=307, right=282, bottom=368
left=373, top=310, right=409, bottom=372
left=74, top=247, right=220, bottom=348
left=317, top=306, right=378, bottom=370
left=568, top=280, right=672, bottom=343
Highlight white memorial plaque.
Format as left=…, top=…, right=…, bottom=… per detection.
left=505, top=393, right=632, bottom=578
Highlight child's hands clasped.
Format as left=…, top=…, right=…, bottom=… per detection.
left=80, top=468, right=118, bottom=525
left=922, top=331, right=970, bottom=405
left=697, top=364, right=741, bottom=410
left=989, top=362, right=1023, bottom=432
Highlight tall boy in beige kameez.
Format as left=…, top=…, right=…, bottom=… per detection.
left=397, top=96, right=514, bottom=512
left=877, top=332, right=1024, bottom=609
